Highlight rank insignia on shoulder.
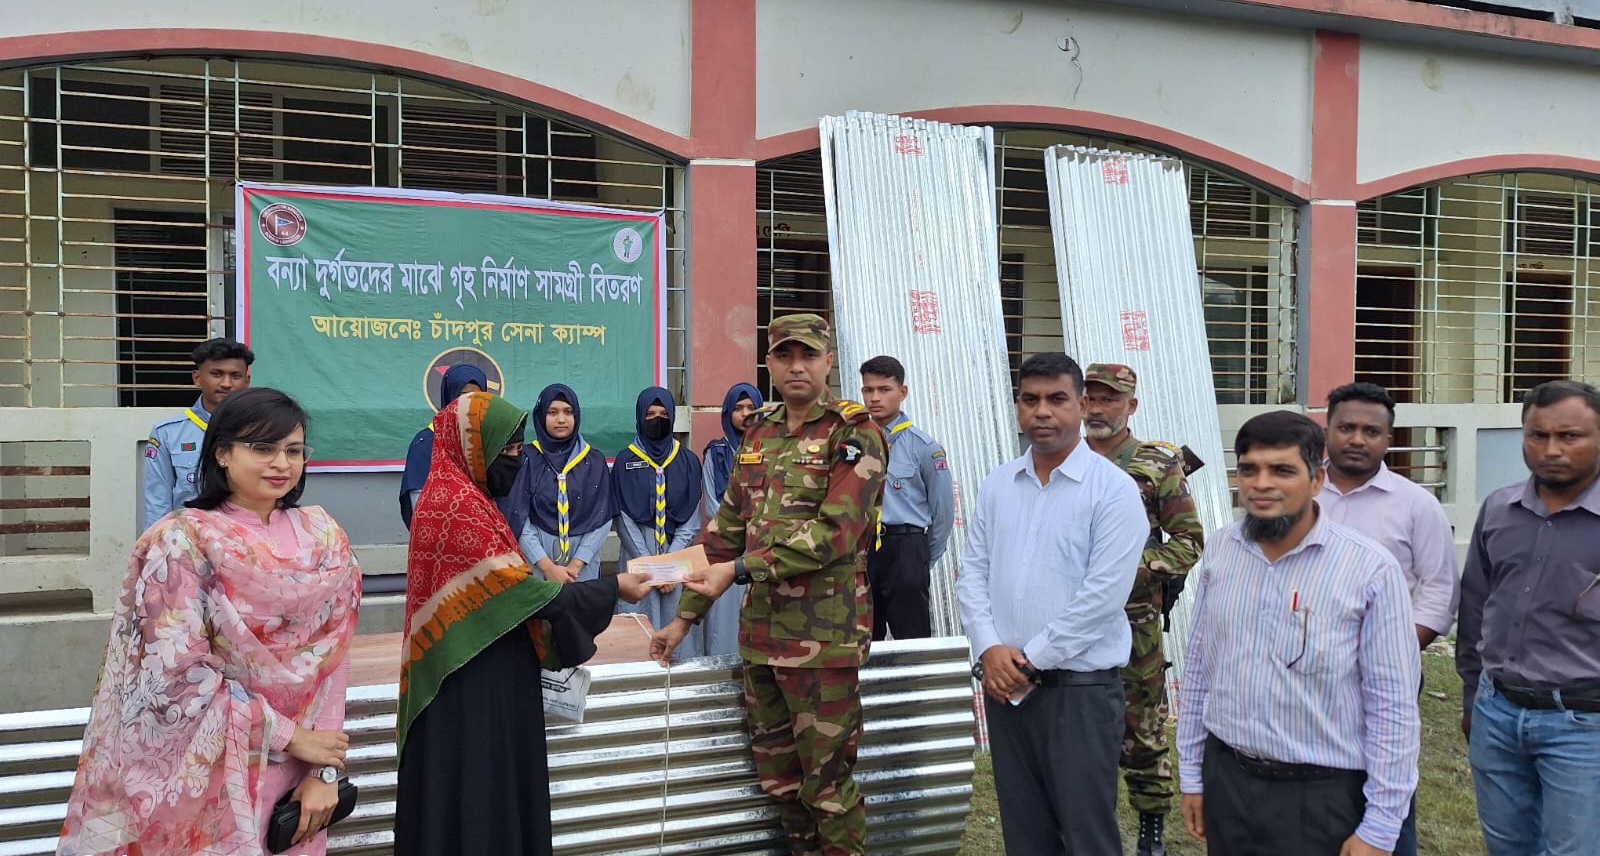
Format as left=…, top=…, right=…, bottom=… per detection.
left=738, top=452, right=763, bottom=465
left=837, top=439, right=864, bottom=464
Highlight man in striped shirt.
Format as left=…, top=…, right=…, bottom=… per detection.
left=1177, top=411, right=1420, bottom=856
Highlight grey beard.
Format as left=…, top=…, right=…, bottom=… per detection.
left=1084, top=423, right=1121, bottom=440
left=1242, top=508, right=1303, bottom=543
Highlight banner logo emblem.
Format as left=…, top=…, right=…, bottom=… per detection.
left=259, top=203, right=307, bottom=247
left=424, top=347, right=505, bottom=409
left=613, top=227, right=644, bottom=264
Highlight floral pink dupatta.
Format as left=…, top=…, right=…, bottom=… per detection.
left=57, top=506, right=360, bottom=856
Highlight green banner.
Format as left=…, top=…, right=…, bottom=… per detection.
left=237, top=184, right=665, bottom=469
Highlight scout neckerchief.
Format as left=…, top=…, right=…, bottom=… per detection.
left=534, top=439, right=592, bottom=562
left=875, top=419, right=915, bottom=550
left=627, top=439, right=681, bottom=553
left=184, top=408, right=208, bottom=431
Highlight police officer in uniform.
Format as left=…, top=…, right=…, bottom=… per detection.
left=859, top=355, right=954, bottom=640
left=142, top=338, right=254, bottom=531
left=651, top=313, right=887, bottom=856
left=1082, top=363, right=1205, bottom=856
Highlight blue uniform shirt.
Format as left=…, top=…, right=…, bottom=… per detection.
left=879, top=411, right=956, bottom=563
left=142, top=398, right=210, bottom=532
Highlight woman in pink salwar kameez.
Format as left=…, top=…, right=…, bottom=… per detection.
left=58, top=388, right=361, bottom=856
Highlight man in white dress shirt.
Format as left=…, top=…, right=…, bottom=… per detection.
left=955, top=352, right=1147, bottom=856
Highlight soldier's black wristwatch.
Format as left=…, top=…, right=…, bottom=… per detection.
left=732, top=556, right=752, bottom=586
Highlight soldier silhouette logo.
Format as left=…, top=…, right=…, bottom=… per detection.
left=838, top=439, right=864, bottom=464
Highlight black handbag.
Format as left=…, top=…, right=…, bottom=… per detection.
left=266, top=777, right=358, bottom=854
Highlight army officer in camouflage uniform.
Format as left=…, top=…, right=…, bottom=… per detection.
left=1083, top=363, right=1205, bottom=856
left=651, top=313, right=887, bottom=856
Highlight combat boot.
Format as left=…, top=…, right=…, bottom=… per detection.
left=1137, top=812, right=1167, bottom=856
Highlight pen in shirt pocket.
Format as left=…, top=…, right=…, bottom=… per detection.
left=1291, top=590, right=1300, bottom=612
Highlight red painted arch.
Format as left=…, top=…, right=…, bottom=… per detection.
left=757, top=105, right=1313, bottom=202
left=1357, top=155, right=1600, bottom=199
left=0, top=28, right=695, bottom=159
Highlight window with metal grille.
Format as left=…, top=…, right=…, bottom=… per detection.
left=1387, top=426, right=1449, bottom=500
left=27, top=77, right=151, bottom=173
left=1190, top=170, right=1267, bottom=240
left=0, top=59, right=685, bottom=408
left=114, top=210, right=208, bottom=406
left=755, top=130, right=1300, bottom=404
left=1358, top=188, right=1433, bottom=248
left=1506, top=191, right=1584, bottom=257
left=1354, top=173, right=1600, bottom=404
left=755, top=154, right=835, bottom=395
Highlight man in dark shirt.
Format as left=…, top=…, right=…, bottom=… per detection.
left=1457, top=379, right=1600, bottom=856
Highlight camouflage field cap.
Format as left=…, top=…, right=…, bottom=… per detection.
left=1085, top=363, right=1138, bottom=395
left=768, top=313, right=832, bottom=353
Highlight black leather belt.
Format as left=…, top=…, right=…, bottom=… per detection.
left=970, top=664, right=1118, bottom=687
left=1035, top=667, right=1119, bottom=687
left=1212, top=736, right=1364, bottom=783
left=1493, top=679, right=1600, bottom=713
left=880, top=524, right=926, bottom=536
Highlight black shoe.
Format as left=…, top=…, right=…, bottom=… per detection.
left=1137, top=812, right=1168, bottom=856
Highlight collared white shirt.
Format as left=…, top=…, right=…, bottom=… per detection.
left=1177, top=509, right=1421, bottom=851
left=956, top=439, right=1146, bottom=672
left=1319, top=462, right=1460, bottom=635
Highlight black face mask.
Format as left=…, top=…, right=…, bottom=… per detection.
left=485, top=453, right=521, bottom=498
left=643, top=416, right=672, bottom=442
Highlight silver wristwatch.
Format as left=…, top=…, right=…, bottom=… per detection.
left=317, top=765, right=339, bottom=784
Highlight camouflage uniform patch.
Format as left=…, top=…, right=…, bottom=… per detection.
left=682, top=397, right=886, bottom=669
left=745, top=664, right=865, bottom=856
left=1108, top=432, right=1204, bottom=816
left=681, top=377, right=887, bottom=856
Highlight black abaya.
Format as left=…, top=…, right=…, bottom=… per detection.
left=394, top=577, right=618, bottom=856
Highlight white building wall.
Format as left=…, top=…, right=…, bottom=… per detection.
left=1359, top=39, right=1600, bottom=186
left=3, top=0, right=695, bottom=139
left=756, top=0, right=1316, bottom=187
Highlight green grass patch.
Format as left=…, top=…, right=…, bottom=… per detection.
left=960, top=649, right=1480, bottom=855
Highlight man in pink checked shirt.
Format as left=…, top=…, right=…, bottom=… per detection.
left=1318, top=382, right=1458, bottom=856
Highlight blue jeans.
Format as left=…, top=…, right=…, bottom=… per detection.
left=1470, top=673, right=1600, bottom=856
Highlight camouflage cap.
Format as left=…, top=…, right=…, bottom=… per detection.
left=768, top=313, right=832, bottom=353
left=1085, top=363, right=1138, bottom=394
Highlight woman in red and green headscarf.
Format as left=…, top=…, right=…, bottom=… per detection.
left=396, top=391, right=649, bottom=856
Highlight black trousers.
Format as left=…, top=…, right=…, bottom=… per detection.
left=866, top=531, right=931, bottom=640
left=1201, top=735, right=1367, bottom=856
left=987, top=669, right=1125, bottom=856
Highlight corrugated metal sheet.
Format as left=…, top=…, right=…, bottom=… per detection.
left=817, top=111, right=1019, bottom=638
left=1042, top=146, right=1234, bottom=685
left=0, top=637, right=975, bottom=856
